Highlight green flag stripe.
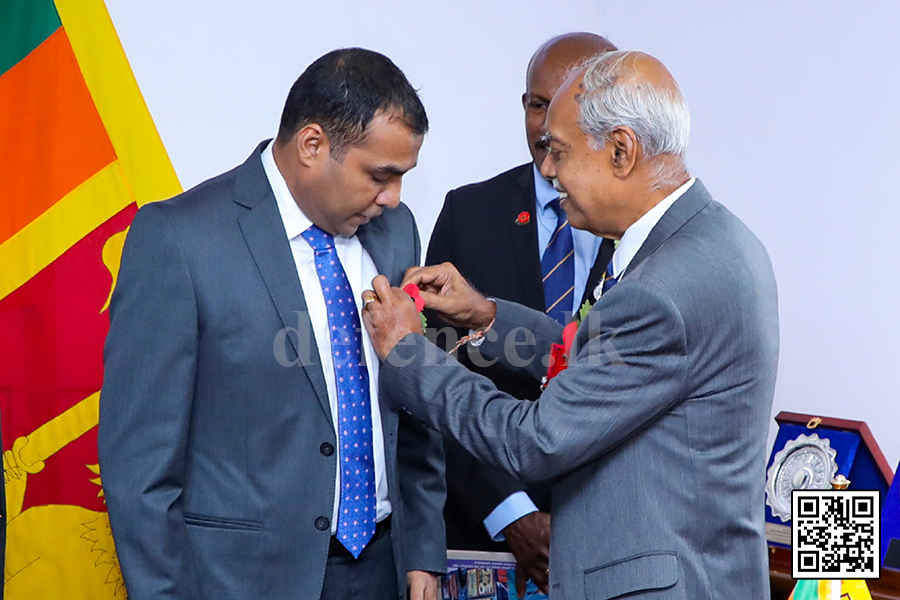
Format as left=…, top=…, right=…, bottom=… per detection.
left=790, top=580, right=822, bottom=600
left=0, top=0, right=62, bottom=77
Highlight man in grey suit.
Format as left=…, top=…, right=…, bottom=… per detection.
left=99, top=48, right=445, bottom=600
left=362, top=50, right=778, bottom=599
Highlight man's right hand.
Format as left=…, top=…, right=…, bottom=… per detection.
left=504, top=511, right=551, bottom=598
left=402, top=263, right=496, bottom=330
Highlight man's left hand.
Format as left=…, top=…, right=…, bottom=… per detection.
left=362, top=275, right=423, bottom=360
left=504, top=511, right=551, bottom=598
left=407, top=570, right=439, bottom=600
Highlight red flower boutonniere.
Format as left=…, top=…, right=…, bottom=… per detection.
left=515, top=211, right=531, bottom=225
left=541, top=298, right=594, bottom=390
left=402, top=283, right=427, bottom=330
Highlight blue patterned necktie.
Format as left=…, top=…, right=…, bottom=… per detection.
left=301, top=224, right=376, bottom=559
left=541, top=198, right=575, bottom=324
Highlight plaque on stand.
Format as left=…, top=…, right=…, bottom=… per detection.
left=764, top=411, right=893, bottom=548
left=765, top=412, right=900, bottom=600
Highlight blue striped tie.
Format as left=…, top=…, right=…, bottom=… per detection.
left=301, top=224, right=376, bottom=559
left=541, top=198, right=575, bottom=324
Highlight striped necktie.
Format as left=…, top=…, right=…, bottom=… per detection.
left=541, top=198, right=575, bottom=324
left=602, top=259, right=618, bottom=295
left=301, top=224, right=376, bottom=559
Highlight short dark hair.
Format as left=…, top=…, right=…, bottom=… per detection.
left=277, top=48, right=428, bottom=158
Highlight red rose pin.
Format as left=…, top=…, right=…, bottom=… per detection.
left=516, top=211, right=531, bottom=225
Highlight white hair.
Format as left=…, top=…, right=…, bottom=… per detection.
left=576, top=50, right=690, bottom=187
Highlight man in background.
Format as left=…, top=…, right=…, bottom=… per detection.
left=99, top=48, right=445, bottom=600
left=425, top=32, right=616, bottom=594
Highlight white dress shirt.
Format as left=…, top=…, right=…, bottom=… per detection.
left=612, top=177, right=696, bottom=277
left=261, top=141, right=390, bottom=534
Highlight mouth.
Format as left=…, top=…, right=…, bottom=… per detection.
left=355, top=209, right=383, bottom=223
left=551, top=178, right=569, bottom=203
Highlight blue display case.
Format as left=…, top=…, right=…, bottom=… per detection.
left=764, top=411, right=893, bottom=549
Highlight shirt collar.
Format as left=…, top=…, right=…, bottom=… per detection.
left=261, top=139, right=313, bottom=240
left=532, top=163, right=558, bottom=210
left=612, top=177, right=696, bottom=278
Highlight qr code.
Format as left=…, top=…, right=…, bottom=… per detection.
left=792, top=490, right=880, bottom=579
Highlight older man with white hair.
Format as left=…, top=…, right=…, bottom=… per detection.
left=363, top=50, right=779, bottom=600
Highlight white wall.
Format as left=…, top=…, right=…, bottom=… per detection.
left=104, top=0, right=900, bottom=470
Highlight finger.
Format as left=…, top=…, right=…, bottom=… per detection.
left=416, top=289, right=455, bottom=312
left=409, top=580, right=423, bottom=600
left=400, top=264, right=453, bottom=289
left=361, top=306, right=376, bottom=332
left=393, top=286, right=413, bottom=302
left=406, top=571, right=431, bottom=600
left=371, top=275, right=393, bottom=307
left=401, top=265, right=425, bottom=287
left=515, top=565, right=527, bottom=599
left=400, top=265, right=439, bottom=288
left=393, top=289, right=419, bottom=316
left=361, top=289, right=378, bottom=310
left=531, top=564, right=549, bottom=592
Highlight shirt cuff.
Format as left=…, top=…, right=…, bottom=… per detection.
left=482, top=491, right=539, bottom=541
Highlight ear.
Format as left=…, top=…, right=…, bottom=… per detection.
left=607, top=126, right=638, bottom=177
left=294, top=124, right=330, bottom=167
left=521, top=93, right=528, bottom=111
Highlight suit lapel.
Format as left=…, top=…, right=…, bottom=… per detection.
left=356, top=217, right=395, bottom=283
left=234, top=143, right=332, bottom=424
left=622, top=179, right=713, bottom=279
left=574, top=180, right=712, bottom=355
left=510, top=164, right=546, bottom=310
left=351, top=215, right=399, bottom=441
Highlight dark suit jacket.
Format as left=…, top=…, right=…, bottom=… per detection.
left=384, top=180, right=779, bottom=599
left=426, top=163, right=613, bottom=550
left=98, top=143, right=446, bottom=600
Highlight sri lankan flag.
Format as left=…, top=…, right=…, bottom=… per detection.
left=0, top=0, right=180, bottom=596
left=789, top=579, right=873, bottom=600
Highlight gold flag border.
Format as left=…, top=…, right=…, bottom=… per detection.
left=0, top=0, right=181, bottom=302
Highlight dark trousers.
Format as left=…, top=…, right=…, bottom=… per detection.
left=321, top=523, right=398, bottom=600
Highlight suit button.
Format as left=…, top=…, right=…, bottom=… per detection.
left=320, top=442, right=335, bottom=457
left=315, top=516, right=330, bottom=531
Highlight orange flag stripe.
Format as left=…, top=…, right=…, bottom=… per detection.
left=0, top=26, right=116, bottom=245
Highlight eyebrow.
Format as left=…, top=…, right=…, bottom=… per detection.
left=540, top=132, right=568, bottom=149
left=372, top=165, right=409, bottom=176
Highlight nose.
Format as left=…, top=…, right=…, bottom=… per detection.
left=539, top=155, right=556, bottom=180
left=376, top=179, right=402, bottom=209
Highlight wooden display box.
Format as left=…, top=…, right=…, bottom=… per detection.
left=767, top=411, right=898, bottom=599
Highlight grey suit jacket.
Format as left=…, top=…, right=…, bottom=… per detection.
left=98, top=142, right=446, bottom=600
left=381, top=181, right=778, bottom=600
